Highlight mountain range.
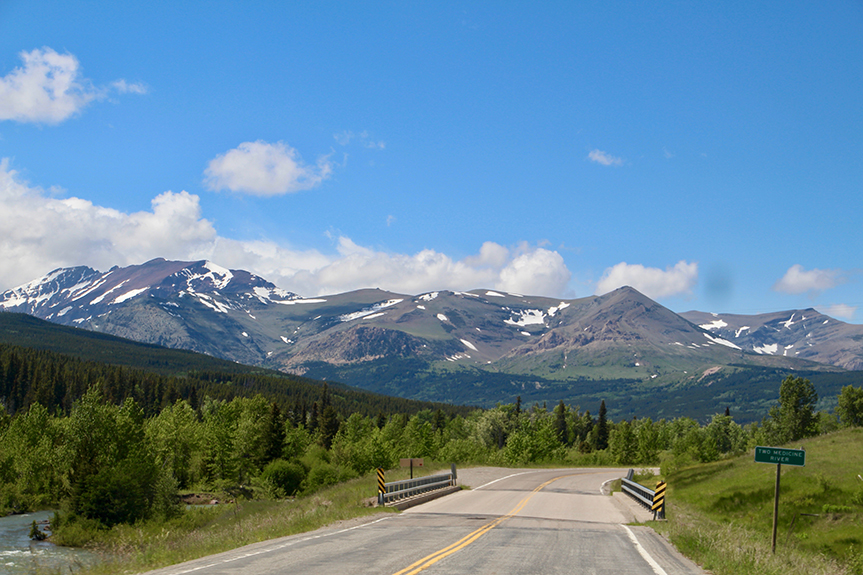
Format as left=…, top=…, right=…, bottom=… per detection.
left=2, top=258, right=861, bottom=421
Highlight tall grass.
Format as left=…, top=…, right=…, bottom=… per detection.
left=652, top=427, right=863, bottom=575
left=75, top=472, right=394, bottom=575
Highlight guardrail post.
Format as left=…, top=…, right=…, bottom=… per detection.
left=377, top=467, right=386, bottom=506
left=451, top=463, right=457, bottom=485
left=652, top=481, right=666, bottom=520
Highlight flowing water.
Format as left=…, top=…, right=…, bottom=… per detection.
left=0, top=511, right=98, bottom=574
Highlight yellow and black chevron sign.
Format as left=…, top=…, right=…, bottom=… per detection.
left=652, top=481, right=666, bottom=517
left=377, top=467, right=386, bottom=494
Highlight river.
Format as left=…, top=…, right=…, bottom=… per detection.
left=0, top=511, right=98, bottom=574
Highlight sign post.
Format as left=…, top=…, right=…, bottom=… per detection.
left=400, top=458, right=424, bottom=479
left=754, top=446, right=805, bottom=553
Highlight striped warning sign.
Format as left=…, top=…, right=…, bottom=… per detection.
left=652, top=481, right=666, bottom=519
left=377, top=467, right=386, bottom=495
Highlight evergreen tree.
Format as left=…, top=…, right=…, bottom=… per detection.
left=553, top=400, right=568, bottom=445
left=263, top=402, right=286, bottom=464
left=595, top=400, right=609, bottom=451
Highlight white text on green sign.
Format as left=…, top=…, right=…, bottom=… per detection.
left=754, top=446, right=805, bottom=467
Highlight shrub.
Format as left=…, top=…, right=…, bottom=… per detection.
left=261, top=459, right=307, bottom=498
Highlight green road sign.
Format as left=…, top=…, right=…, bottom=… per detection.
left=755, top=446, right=805, bottom=467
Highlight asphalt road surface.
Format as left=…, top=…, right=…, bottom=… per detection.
left=146, top=468, right=706, bottom=575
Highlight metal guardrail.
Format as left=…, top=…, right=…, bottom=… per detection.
left=378, top=464, right=457, bottom=505
left=621, top=477, right=655, bottom=509
left=620, top=469, right=666, bottom=519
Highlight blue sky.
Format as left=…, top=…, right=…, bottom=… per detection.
left=0, top=1, right=860, bottom=321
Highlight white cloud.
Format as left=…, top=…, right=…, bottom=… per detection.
left=817, top=304, right=857, bottom=321
left=203, top=141, right=333, bottom=196
left=497, top=246, right=571, bottom=296
left=773, top=264, right=844, bottom=295
left=595, top=260, right=698, bottom=299
left=111, top=79, right=148, bottom=95
left=0, top=47, right=144, bottom=124
left=0, top=159, right=572, bottom=298
left=0, top=159, right=216, bottom=286
left=334, top=130, right=385, bottom=150
left=587, top=149, right=623, bottom=167
left=333, top=130, right=354, bottom=146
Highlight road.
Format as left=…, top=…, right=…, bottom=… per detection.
left=146, top=468, right=706, bottom=575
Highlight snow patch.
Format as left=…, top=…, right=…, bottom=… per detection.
left=699, top=319, right=728, bottom=330
left=57, top=306, right=73, bottom=317
left=781, top=314, right=797, bottom=329
left=272, top=298, right=327, bottom=305
left=418, top=292, right=439, bottom=301
left=703, top=332, right=741, bottom=350
left=362, top=312, right=387, bottom=320
left=417, top=305, right=426, bottom=310
left=339, top=299, right=403, bottom=321
left=753, top=343, right=778, bottom=355
left=505, top=309, right=546, bottom=327
left=460, top=339, right=478, bottom=351
left=112, top=288, right=148, bottom=304
left=90, top=280, right=129, bottom=305
left=547, top=302, right=570, bottom=317
left=734, top=326, right=750, bottom=338
left=241, top=332, right=248, bottom=337
left=437, top=313, right=449, bottom=322
left=485, top=291, right=505, bottom=298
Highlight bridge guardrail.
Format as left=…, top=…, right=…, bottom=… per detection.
left=377, top=464, right=457, bottom=506
left=621, top=470, right=666, bottom=519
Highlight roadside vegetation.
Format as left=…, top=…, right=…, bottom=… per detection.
left=1, top=338, right=862, bottom=574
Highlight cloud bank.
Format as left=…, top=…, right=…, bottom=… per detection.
left=0, top=160, right=570, bottom=297
left=0, top=47, right=145, bottom=124
left=595, top=260, right=698, bottom=299
left=204, top=141, right=333, bottom=196
left=773, top=264, right=844, bottom=295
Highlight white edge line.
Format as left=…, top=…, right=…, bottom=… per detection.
left=169, top=515, right=394, bottom=574
left=622, top=525, right=669, bottom=575
left=600, top=478, right=615, bottom=495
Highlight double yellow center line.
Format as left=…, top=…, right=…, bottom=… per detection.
left=391, top=474, right=570, bottom=575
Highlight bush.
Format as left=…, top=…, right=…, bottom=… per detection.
left=71, top=456, right=157, bottom=527
left=302, top=462, right=354, bottom=494
left=260, top=459, right=307, bottom=498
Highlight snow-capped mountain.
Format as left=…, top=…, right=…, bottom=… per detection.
left=680, top=309, right=863, bottom=371
left=0, top=259, right=306, bottom=364
left=0, top=259, right=856, bottom=397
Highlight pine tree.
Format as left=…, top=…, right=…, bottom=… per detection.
left=595, top=400, right=609, bottom=451
left=554, top=400, right=568, bottom=445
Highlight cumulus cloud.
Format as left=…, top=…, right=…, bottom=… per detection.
left=0, top=47, right=144, bottom=124
left=0, top=159, right=216, bottom=285
left=203, top=140, right=333, bottom=196
left=817, top=304, right=857, bottom=321
left=0, top=159, right=571, bottom=298
left=773, top=264, right=844, bottom=295
left=595, top=260, right=698, bottom=299
left=587, top=149, right=623, bottom=167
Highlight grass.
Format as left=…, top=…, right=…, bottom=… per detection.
left=70, top=472, right=396, bottom=575
left=650, top=427, right=863, bottom=575
left=68, top=464, right=460, bottom=575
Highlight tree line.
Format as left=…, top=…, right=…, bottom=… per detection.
left=2, top=346, right=861, bottom=536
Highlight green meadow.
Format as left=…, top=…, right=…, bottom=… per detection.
left=653, top=427, right=863, bottom=575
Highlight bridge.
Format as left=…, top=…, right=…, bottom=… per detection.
left=144, top=467, right=705, bottom=575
